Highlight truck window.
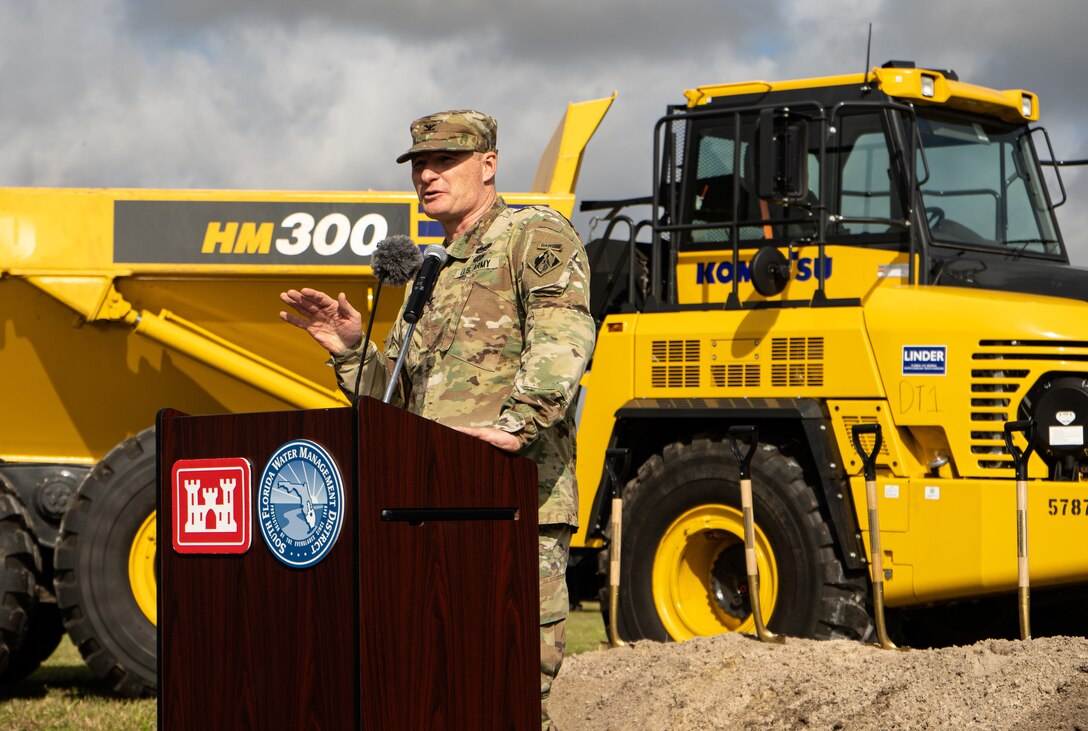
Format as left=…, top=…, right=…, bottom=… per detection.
left=688, top=131, right=765, bottom=244
left=917, top=113, right=1060, bottom=256
left=828, top=111, right=907, bottom=241
left=840, top=131, right=894, bottom=232
left=685, top=118, right=819, bottom=247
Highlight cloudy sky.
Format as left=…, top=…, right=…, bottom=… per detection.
left=3, top=0, right=1087, bottom=259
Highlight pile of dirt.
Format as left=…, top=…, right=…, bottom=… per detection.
left=549, top=633, right=1088, bottom=730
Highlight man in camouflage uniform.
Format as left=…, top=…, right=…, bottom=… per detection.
left=280, top=110, right=595, bottom=729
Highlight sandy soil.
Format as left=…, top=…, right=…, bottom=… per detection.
left=549, top=633, right=1088, bottom=730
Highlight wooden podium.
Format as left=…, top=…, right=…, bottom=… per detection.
left=157, top=399, right=540, bottom=729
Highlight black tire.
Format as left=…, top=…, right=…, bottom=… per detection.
left=54, top=428, right=156, bottom=697
left=8, top=596, right=64, bottom=681
left=0, top=485, right=65, bottom=687
left=0, top=490, right=40, bottom=681
left=603, top=438, right=871, bottom=642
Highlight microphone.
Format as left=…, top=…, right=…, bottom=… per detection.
left=371, top=234, right=423, bottom=287
left=383, top=244, right=449, bottom=404
left=353, top=235, right=423, bottom=399
left=402, top=245, right=449, bottom=324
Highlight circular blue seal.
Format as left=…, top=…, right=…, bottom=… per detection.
left=257, top=439, right=344, bottom=568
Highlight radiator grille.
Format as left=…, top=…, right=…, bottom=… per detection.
left=970, top=360, right=1029, bottom=470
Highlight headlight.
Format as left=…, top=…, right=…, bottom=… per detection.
left=921, top=75, right=936, bottom=98
left=1021, top=94, right=1033, bottom=118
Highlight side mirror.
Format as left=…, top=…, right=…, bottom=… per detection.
left=757, top=109, right=809, bottom=204
left=750, top=245, right=791, bottom=296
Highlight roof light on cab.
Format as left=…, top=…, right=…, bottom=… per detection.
left=1021, top=93, right=1033, bottom=118
left=920, top=74, right=936, bottom=98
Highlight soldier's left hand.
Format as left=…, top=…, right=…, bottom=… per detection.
left=453, top=426, right=520, bottom=452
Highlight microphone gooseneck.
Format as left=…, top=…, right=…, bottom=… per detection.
left=383, top=244, right=449, bottom=404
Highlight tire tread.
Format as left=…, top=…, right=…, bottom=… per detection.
left=54, top=428, right=157, bottom=698
left=601, top=437, right=873, bottom=643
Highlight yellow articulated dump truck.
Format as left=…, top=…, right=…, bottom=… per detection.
left=573, top=61, right=1088, bottom=647
left=0, top=97, right=614, bottom=693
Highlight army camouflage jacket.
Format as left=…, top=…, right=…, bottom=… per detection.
left=333, top=198, right=595, bottom=526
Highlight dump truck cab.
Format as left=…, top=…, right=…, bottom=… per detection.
left=574, top=62, right=1088, bottom=644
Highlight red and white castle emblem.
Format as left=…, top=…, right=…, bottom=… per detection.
left=171, top=458, right=252, bottom=554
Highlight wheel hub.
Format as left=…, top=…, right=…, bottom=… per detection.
left=651, top=503, right=778, bottom=640
left=128, top=510, right=157, bottom=625
left=710, top=541, right=750, bottom=620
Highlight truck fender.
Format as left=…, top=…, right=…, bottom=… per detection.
left=587, top=396, right=866, bottom=571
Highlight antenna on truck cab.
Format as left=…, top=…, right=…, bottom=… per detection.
left=861, top=23, right=873, bottom=93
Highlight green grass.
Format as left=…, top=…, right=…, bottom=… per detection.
left=0, top=639, right=156, bottom=730
left=2, top=603, right=604, bottom=728
left=567, top=600, right=608, bottom=655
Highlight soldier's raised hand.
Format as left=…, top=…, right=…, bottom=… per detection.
left=279, top=288, right=363, bottom=355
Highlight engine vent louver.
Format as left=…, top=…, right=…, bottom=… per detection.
left=771, top=337, right=824, bottom=388
left=647, top=336, right=826, bottom=391
left=842, top=415, right=891, bottom=459
left=651, top=339, right=701, bottom=389
left=710, top=363, right=761, bottom=388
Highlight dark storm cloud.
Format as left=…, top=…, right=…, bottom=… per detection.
left=2, top=0, right=1087, bottom=260
left=122, top=0, right=778, bottom=65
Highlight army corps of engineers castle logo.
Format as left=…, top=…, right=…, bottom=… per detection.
left=258, top=439, right=344, bottom=568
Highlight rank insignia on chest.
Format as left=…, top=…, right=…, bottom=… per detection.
left=529, top=249, right=562, bottom=277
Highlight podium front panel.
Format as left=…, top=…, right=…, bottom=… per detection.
left=159, top=408, right=358, bottom=729
left=159, top=401, right=540, bottom=729
left=355, top=400, right=540, bottom=728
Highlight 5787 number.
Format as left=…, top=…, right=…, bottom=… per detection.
left=1048, top=498, right=1084, bottom=516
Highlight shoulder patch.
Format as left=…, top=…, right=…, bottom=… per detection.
left=522, top=225, right=578, bottom=290
left=529, top=246, right=563, bottom=277
left=505, top=205, right=583, bottom=290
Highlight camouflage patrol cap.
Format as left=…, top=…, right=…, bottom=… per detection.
left=395, top=109, right=498, bottom=164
